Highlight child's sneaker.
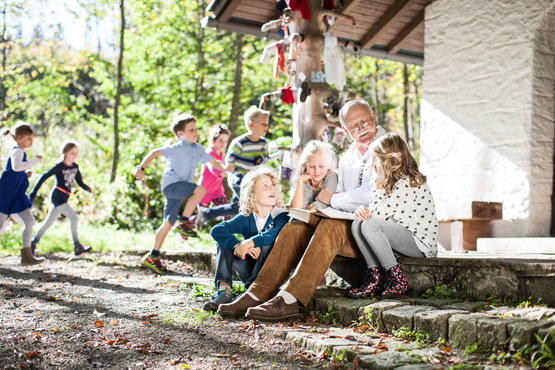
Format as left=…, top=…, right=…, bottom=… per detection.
left=141, top=253, right=168, bottom=275
left=203, top=289, right=232, bottom=312
left=74, top=243, right=92, bottom=256
left=175, top=220, right=198, bottom=238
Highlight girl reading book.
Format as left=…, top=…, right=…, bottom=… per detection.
left=290, top=140, right=338, bottom=210
left=349, top=133, right=438, bottom=299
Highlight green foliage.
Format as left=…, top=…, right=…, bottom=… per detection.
left=163, top=308, right=215, bottom=325
left=532, top=332, right=555, bottom=368
left=316, top=304, right=339, bottom=323
left=462, top=342, right=487, bottom=355
left=391, top=326, right=430, bottom=343
left=418, top=284, right=465, bottom=300
left=190, top=283, right=244, bottom=298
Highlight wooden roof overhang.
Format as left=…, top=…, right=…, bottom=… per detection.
left=204, top=0, right=435, bottom=66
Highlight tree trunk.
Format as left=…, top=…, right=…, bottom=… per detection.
left=110, top=0, right=124, bottom=183
left=403, top=63, right=410, bottom=148
left=228, top=33, right=244, bottom=138
left=1, top=5, right=8, bottom=119
left=193, top=0, right=205, bottom=116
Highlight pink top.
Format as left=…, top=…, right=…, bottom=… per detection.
left=198, top=148, right=226, bottom=204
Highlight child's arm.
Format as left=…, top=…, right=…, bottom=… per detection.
left=208, top=158, right=234, bottom=173
left=133, top=149, right=162, bottom=180
left=210, top=215, right=247, bottom=251
left=11, top=148, right=42, bottom=172
left=290, top=175, right=311, bottom=209
left=29, top=165, right=58, bottom=202
left=249, top=210, right=289, bottom=248
left=74, top=167, right=91, bottom=192
left=310, top=172, right=339, bottom=210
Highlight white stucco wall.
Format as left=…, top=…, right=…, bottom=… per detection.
left=421, top=0, right=555, bottom=236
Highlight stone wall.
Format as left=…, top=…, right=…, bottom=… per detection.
left=421, top=0, right=555, bottom=236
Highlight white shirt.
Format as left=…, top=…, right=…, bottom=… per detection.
left=10, top=147, right=41, bottom=172
left=254, top=212, right=270, bottom=232
left=330, top=126, right=386, bottom=212
left=369, top=178, right=438, bottom=257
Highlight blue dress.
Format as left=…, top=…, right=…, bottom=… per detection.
left=0, top=147, right=33, bottom=214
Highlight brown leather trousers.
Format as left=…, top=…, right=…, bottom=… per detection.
left=249, top=219, right=362, bottom=306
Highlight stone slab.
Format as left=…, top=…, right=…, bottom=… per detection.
left=314, top=297, right=373, bottom=325
left=507, top=319, right=555, bottom=351
left=382, top=306, right=435, bottom=332
left=502, top=307, right=555, bottom=321
left=412, top=298, right=463, bottom=308
left=441, top=301, right=489, bottom=312
left=476, top=318, right=523, bottom=349
left=448, top=313, right=492, bottom=349
left=414, top=309, right=468, bottom=341
left=360, top=301, right=409, bottom=330
left=357, top=351, right=413, bottom=370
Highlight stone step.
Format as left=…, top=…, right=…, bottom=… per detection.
left=477, top=237, right=555, bottom=254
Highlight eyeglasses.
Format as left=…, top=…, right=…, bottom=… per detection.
left=347, top=120, right=375, bottom=135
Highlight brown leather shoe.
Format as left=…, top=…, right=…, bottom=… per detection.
left=245, top=295, right=299, bottom=322
left=217, top=293, right=261, bottom=316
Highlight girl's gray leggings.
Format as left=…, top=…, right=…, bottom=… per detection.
left=0, top=209, right=35, bottom=249
left=34, top=203, right=80, bottom=246
left=351, top=218, right=424, bottom=271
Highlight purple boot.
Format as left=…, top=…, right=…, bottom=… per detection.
left=381, top=264, right=413, bottom=299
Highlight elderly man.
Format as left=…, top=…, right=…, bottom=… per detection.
left=218, top=100, right=385, bottom=321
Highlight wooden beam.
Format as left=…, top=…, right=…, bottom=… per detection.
left=387, top=8, right=424, bottom=54
left=219, top=0, right=243, bottom=22
left=329, top=0, right=363, bottom=33
left=361, top=0, right=417, bottom=49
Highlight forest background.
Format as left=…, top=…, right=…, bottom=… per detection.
left=0, top=0, right=422, bottom=250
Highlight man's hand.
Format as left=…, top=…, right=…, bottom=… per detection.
left=354, top=206, right=370, bottom=222
left=315, top=188, right=335, bottom=205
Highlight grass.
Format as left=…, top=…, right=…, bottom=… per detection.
left=0, top=220, right=216, bottom=255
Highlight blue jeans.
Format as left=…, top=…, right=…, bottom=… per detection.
left=214, top=243, right=273, bottom=288
left=203, top=185, right=240, bottom=221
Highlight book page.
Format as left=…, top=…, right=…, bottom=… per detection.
left=314, top=207, right=355, bottom=220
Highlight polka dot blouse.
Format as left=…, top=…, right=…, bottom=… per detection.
left=369, top=177, right=438, bottom=257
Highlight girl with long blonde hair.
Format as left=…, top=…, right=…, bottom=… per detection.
left=350, top=133, right=438, bottom=299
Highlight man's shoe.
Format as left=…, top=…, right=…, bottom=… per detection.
left=203, top=289, right=232, bottom=312
left=141, top=253, right=168, bottom=275
left=245, top=295, right=300, bottom=322
left=21, top=248, right=45, bottom=266
left=217, top=293, right=261, bottom=316
left=175, top=220, right=198, bottom=237
left=74, top=243, right=92, bottom=256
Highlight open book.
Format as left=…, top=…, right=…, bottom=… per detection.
left=289, top=207, right=355, bottom=225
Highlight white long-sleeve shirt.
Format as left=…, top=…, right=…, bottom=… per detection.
left=330, top=126, right=385, bottom=212
left=369, top=177, right=438, bottom=257
left=10, top=148, right=41, bottom=172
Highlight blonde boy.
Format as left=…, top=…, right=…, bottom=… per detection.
left=196, top=106, right=271, bottom=225
left=134, top=113, right=233, bottom=274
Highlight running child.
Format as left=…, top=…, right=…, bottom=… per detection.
left=0, top=123, right=44, bottom=265
left=193, top=124, right=231, bottom=225
left=204, top=166, right=289, bottom=312
left=349, top=133, right=438, bottom=299
left=133, top=113, right=233, bottom=275
left=289, top=140, right=338, bottom=210
left=196, top=106, right=274, bottom=226
left=29, top=140, right=92, bottom=256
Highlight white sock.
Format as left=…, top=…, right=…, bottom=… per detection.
left=277, top=290, right=297, bottom=304
left=219, top=282, right=231, bottom=293
left=246, top=291, right=260, bottom=301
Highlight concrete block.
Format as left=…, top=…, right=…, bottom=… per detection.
left=414, top=309, right=468, bottom=341
left=359, top=301, right=408, bottom=329
left=477, top=318, right=522, bottom=349
left=314, top=298, right=372, bottom=325
left=382, top=306, right=435, bottom=332
left=477, top=237, right=555, bottom=254
left=448, top=313, right=492, bottom=349
left=358, top=351, right=412, bottom=370
left=508, top=319, right=555, bottom=351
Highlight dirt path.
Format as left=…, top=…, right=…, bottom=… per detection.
left=0, top=252, right=325, bottom=369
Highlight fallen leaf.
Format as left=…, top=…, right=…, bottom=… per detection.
left=93, top=320, right=104, bottom=327
left=26, top=349, right=38, bottom=358
left=440, top=346, right=452, bottom=352
left=211, top=354, right=230, bottom=358
left=448, top=356, right=464, bottom=364
left=352, top=354, right=359, bottom=367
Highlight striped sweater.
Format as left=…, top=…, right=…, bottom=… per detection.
left=225, top=134, right=269, bottom=177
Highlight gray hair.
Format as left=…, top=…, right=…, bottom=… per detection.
left=338, top=100, right=373, bottom=127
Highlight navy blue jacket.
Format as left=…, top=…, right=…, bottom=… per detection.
left=210, top=207, right=289, bottom=250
